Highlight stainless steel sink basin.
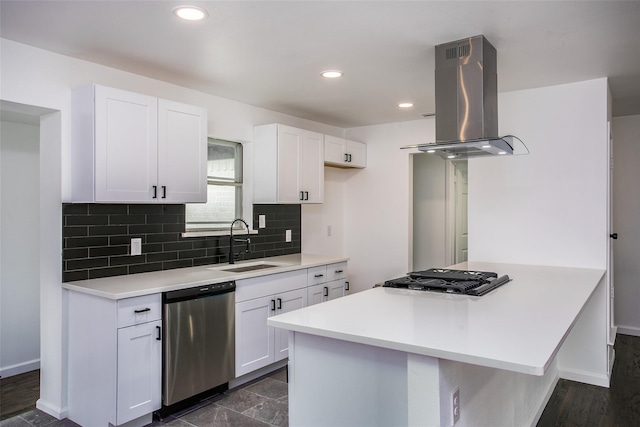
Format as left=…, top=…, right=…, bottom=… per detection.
left=207, top=261, right=287, bottom=273
left=221, top=264, right=280, bottom=273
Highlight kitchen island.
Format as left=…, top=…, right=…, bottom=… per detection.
left=268, top=262, right=611, bottom=427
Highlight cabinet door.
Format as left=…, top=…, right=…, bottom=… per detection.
left=236, top=295, right=275, bottom=376
left=346, top=140, right=367, bottom=168
left=326, top=280, right=346, bottom=301
left=157, top=100, right=207, bottom=203
left=300, top=130, right=324, bottom=203
left=116, top=320, right=161, bottom=425
left=307, top=284, right=326, bottom=306
left=274, top=288, right=307, bottom=361
left=95, top=86, right=158, bottom=202
left=276, top=125, right=302, bottom=203
left=324, top=135, right=346, bottom=165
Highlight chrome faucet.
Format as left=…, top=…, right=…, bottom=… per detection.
left=229, top=218, right=251, bottom=264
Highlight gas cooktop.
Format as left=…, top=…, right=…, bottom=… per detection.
left=383, top=268, right=511, bottom=296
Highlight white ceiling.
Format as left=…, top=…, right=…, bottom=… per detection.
left=1, top=1, right=639, bottom=128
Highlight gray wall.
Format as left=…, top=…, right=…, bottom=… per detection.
left=612, top=114, right=640, bottom=336
left=0, top=120, right=40, bottom=377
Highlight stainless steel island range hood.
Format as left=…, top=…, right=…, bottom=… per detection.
left=405, top=35, right=525, bottom=159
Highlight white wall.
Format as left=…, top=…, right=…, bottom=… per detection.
left=612, top=114, right=640, bottom=336
left=342, top=79, right=610, bottom=293
left=344, top=119, right=435, bottom=292
left=0, top=120, right=41, bottom=377
left=469, top=79, right=609, bottom=269
left=0, top=37, right=345, bottom=419
left=301, top=167, right=347, bottom=256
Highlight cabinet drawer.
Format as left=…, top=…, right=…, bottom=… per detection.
left=326, top=262, right=348, bottom=282
left=307, top=266, right=327, bottom=286
left=117, top=294, right=161, bottom=328
left=236, top=269, right=307, bottom=303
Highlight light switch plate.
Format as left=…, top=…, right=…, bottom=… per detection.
left=285, top=229, right=292, bottom=242
left=259, top=215, right=266, bottom=228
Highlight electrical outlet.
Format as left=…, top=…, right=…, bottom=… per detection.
left=285, top=229, right=292, bottom=242
left=131, top=238, right=142, bottom=256
left=452, top=388, right=460, bottom=424
left=259, top=215, right=266, bottom=228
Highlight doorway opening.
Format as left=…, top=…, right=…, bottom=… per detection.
left=0, top=100, right=61, bottom=421
left=411, top=154, right=468, bottom=271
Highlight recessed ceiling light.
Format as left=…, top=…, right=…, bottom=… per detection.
left=447, top=154, right=457, bottom=159
left=173, top=5, right=208, bottom=21
left=498, top=151, right=507, bottom=155
left=321, top=70, right=343, bottom=79
left=398, top=102, right=414, bottom=108
left=426, top=149, right=436, bottom=154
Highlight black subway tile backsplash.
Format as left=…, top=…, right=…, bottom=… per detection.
left=62, top=203, right=301, bottom=282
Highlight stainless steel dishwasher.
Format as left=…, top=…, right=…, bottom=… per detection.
left=162, top=281, right=235, bottom=410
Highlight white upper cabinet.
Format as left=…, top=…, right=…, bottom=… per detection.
left=157, top=99, right=208, bottom=203
left=71, top=84, right=207, bottom=203
left=254, top=123, right=324, bottom=204
left=324, top=135, right=367, bottom=168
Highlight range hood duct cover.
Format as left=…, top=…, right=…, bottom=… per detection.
left=405, top=35, right=526, bottom=158
left=435, top=35, right=497, bottom=144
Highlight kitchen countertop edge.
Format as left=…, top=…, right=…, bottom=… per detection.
left=267, top=262, right=606, bottom=376
left=62, top=254, right=349, bottom=300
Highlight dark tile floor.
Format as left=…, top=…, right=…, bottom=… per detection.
left=4, top=335, right=640, bottom=426
left=0, top=368, right=288, bottom=427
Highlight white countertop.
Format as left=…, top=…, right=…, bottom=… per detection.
left=62, top=254, right=348, bottom=300
left=268, top=261, right=605, bottom=376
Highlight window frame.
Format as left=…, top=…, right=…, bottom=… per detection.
left=184, top=138, right=245, bottom=233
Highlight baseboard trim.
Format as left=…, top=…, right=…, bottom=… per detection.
left=616, top=325, right=640, bottom=337
left=36, top=398, right=68, bottom=420
left=559, top=368, right=610, bottom=388
left=0, top=359, right=40, bottom=378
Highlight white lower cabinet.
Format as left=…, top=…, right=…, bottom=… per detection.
left=308, top=262, right=349, bottom=306
left=308, top=280, right=348, bottom=305
left=116, top=320, right=162, bottom=425
left=235, top=270, right=308, bottom=377
left=67, top=292, right=162, bottom=426
left=236, top=288, right=306, bottom=376
left=274, top=288, right=307, bottom=360
left=235, top=295, right=275, bottom=376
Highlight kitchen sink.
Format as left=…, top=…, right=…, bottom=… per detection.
left=207, top=261, right=287, bottom=273
left=221, top=264, right=280, bottom=273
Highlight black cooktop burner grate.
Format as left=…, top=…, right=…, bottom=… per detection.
left=383, top=268, right=511, bottom=296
